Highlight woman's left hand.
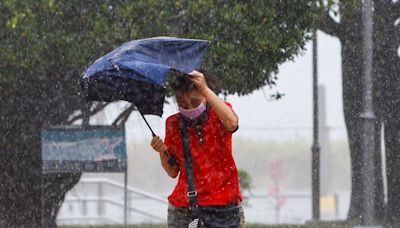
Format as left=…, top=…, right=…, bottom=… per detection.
left=188, top=70, right=208, bottom=92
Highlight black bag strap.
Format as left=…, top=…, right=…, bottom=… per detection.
left=179, top=116, right=198, bottom=215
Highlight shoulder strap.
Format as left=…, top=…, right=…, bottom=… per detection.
left=179, top=116, right=198, bottom=214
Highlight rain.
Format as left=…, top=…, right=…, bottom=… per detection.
left=0, top=0, right=399, bottom=228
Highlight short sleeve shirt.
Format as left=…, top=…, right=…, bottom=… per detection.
left=164, top=101, right=243, bottom=207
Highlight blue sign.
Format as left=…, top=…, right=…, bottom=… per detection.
left=42, top=126, right=127, bottom=173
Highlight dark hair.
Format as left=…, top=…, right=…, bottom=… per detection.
left=168, top=69, right=221, bottom=93
left=170, top=72, right=196, bottom=92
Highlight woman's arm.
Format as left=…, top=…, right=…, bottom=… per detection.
left=189, top=70, right=238, bottom=132
left=151, top=136, right=179, bottom=178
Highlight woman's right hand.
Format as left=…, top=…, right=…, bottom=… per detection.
left=151, top=135, right=168, bottom=153
left=152, top=135, right=179, bottom=178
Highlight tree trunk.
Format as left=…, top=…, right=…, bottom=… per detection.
left=0, top=82, right=83, bottom=227
left=384, top=120, right=400, bottom=223
left=340, top=13, right=385, bottom=221
left=1, top=134, right=41, bottom=225
left=373, top=1, right=400, bottom=221
left=373, top=120, right=385, bottom=221
left=341, top=18, right=363, bottom=222
left=42, top=173, right=82, bottom=227
left=379, top=49, right=400, bottom=224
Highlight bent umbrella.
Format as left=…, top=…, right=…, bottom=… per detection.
left=81, top=36, right=209, bottom=135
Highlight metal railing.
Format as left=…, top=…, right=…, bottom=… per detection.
left=57, top=178, right=168, bottom=225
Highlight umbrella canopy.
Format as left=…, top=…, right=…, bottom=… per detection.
left=81, top=36, right=209, bottom=116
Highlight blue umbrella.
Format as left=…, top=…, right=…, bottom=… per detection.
left=81, top=37, right=209, bottom=135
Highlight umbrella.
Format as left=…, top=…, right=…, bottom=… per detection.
left=81, top=36, right=209, bottom=135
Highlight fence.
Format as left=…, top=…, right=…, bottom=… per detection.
left=57, top=178, right=168, bottom=225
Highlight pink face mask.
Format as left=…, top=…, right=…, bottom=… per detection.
left=179, top=103, right=206, bottom=120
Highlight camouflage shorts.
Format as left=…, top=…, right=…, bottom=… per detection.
left=167, top=203, right=245, bottom=228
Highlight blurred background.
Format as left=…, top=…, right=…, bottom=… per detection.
left=1, top=1, right=399, bottom=227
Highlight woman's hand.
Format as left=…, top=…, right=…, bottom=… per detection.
left=151, top=135, right=179, bottom=178
left=188, top=71, right=239, bottom=132
left=188, top=70, right=208, bottom=93
left=151, top=135, right=168, bottom=153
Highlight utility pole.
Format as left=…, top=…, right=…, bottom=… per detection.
left=360, top=0, right=377, bottom=226
left=311, top=30, right=320, bottom=221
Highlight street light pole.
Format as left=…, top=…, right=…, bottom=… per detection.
left=311, top=30, right=320, bottom=221
left=360, top=0, right=377, bottom=226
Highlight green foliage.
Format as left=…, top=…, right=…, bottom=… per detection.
left=184, top=1, right=321, bottom=94
left=238, top=168, right=253, bottom=191
left=0, top=0, right=320, bottom=95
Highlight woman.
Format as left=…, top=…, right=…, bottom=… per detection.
left=151, top=70, right=244, bottom=228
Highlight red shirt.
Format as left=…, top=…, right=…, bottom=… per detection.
left=164, top=102, right=242, bottom=207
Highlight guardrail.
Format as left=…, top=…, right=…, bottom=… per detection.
left=57, top=177, right=168, bottom=225
left=79, top=178, right=168, bottom=204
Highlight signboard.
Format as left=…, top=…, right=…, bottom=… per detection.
left=42, top=126, right=127, bottom=173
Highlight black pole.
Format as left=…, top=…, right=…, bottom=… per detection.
left=360, top=0, right=376, bottom=225
left=138, top=111, right=156, bottom=137
left=311, top=30, right=320, bottom=221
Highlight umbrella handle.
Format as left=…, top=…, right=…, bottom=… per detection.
left=139, top=111, right=156, bottom=137
left=171, top=68, right=194, bottom=78
left=138, top=111, right=177, bottom=164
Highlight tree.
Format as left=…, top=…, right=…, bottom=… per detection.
left=0, top=0, right=319, bottom=226
left=318, top=0, right=400, bottom=223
